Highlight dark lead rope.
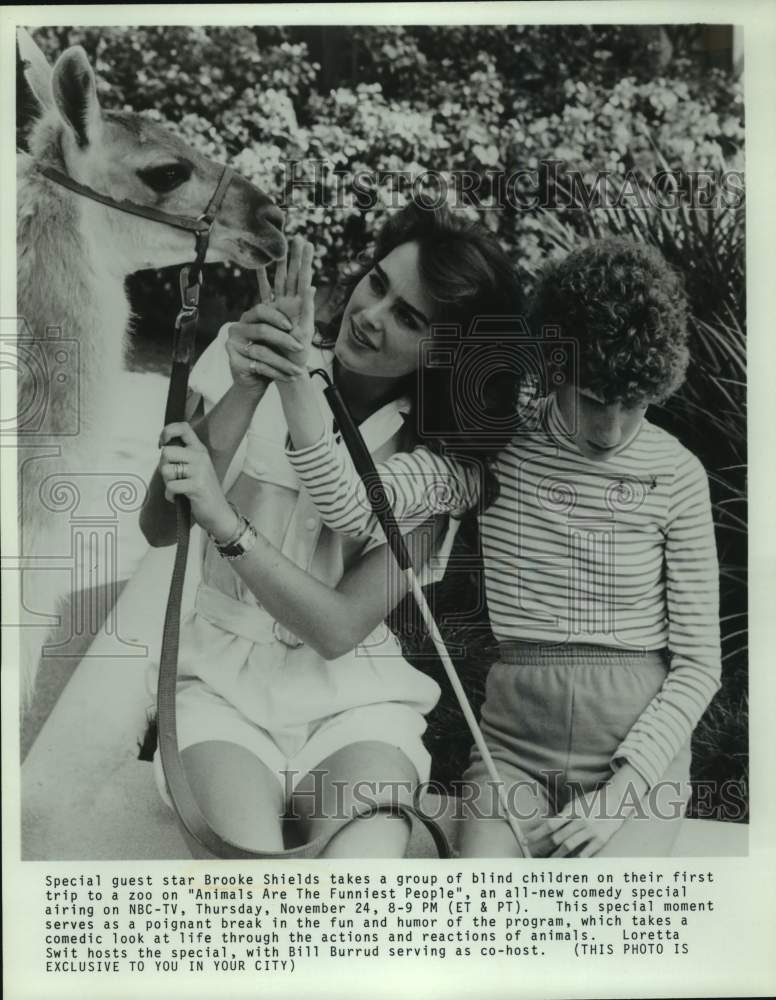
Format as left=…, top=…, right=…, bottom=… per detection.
left=312, top=369, right=532, bottom=858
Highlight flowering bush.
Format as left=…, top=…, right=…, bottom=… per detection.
left=26, top=25, right=744, bottom=294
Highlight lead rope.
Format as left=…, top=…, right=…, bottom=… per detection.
left=312, top=370, right=532, bottom=858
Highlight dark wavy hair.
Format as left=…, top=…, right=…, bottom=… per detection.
left=526, top=236, right=690, bottom=406
left=320, top=198, right=525, bottom=506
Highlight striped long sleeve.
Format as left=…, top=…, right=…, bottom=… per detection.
left=286, top=426, right=481, bottom=542
left=612, top=452, right=722, bottom=787
left=479, top=396, right=723, bottom=791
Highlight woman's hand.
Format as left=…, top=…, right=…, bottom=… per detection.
left=158, top=422, right=240, bottom=541
left=227, top=235, right=316, bottom=385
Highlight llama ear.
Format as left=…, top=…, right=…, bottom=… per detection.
left=17, top=28, right=54, bottom=109
left=51, top=46, right=102, bottom=148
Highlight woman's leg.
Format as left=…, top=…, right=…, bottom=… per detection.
left=181, top=740, right=285, bottom=851
left=291, top=741, right=418, bottom=858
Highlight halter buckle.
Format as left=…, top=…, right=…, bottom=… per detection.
left=179, top=266, right=201, bottom=310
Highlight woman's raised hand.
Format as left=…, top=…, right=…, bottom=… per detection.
left=225, top=236, right=315, bottom=388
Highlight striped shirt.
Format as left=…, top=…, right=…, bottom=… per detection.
left=287, top=423, right=481, bottom=538
left=288, top=394, right=721, bottom=788
left=480, top=394, right=721, bottom=787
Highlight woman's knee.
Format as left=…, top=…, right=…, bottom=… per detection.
left=292, top=740, right=418, bottom=856
left=321, top=809, right=413, bottom=858
left=294, top=741, right=418, bottom=817
left=180, top=740, right=284, bottom=850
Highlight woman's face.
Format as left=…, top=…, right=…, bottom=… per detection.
left=335, top=241, right=435, bottom=379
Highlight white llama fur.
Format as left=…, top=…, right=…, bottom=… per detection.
left=16, top=31, right=284, bottom=708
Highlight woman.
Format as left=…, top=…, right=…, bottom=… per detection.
left=140, top=200, right=522, bottom=857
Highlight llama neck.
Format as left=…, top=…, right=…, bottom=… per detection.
left=17, top=163, right=131, bottom=448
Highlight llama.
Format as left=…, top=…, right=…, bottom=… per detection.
left=15, top=31, right=286, bottom=707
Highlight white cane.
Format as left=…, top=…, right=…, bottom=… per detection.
left=313, top=369, right=532, bottom=858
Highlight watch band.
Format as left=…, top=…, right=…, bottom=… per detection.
left=217, top=518, right=258, bottom=560
left=210, top=503, right=259, bottom=560
left=210, top=501, right=245, bottom=549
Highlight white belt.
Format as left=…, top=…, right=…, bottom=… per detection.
left=194, top=584, right=304, bottom=648
left=193, top=583, right=398, bottom=656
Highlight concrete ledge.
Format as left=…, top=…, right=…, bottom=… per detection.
left=23, top=752, right=747, bottom=861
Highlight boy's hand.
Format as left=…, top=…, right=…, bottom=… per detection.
left=530, top=765, right=648, bottom=858
left=537, top=787, right=625, bottom=858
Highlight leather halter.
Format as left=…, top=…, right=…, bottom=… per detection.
left=31, top=160, right=234, bottom=237
left=31, top=159, right=234, bottom=290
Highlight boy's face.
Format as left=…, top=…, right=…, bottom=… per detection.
left=556, top=384, right=649, bottom=462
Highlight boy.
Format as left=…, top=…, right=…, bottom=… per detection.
left=460, top=237, right=721, bottom=857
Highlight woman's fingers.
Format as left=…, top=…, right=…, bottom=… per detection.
left=229, top=322, right=304, bottom=354
left=238, top=343, right=305, bottom=376
left=299, top=240, right=314, bottom=292
left=300, top=286, right=316, bottom=333
left=256, top=267, right=273, bottom=305
left=245, top=359, right=302, bottom=383
left=227, top=346, right=299, bottom=383
left=159, top=422, right=202, bottom=448
left=162, top=478, right=192, bottom=496
left=159, top=444, right=194, bottom=465
left=251, top=237, right=314, bottom=313
left=238, top=304, right=292, bottom=330
left=160, top=462, right=194, bottom=483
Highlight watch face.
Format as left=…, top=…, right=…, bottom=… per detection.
left=219, top=520, right=258, bottom=559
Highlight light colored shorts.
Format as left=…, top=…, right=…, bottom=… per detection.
left=464, top=642, right=692, bottom=818
left=153, top=678, right=431, bottom=809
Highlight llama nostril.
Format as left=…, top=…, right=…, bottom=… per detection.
left=259, top=203, right=285, bottom=232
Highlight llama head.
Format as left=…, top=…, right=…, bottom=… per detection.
left=18, top=29, right=286, bottom=273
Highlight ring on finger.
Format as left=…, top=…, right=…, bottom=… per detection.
left=174, top=461, right=187, bottom=480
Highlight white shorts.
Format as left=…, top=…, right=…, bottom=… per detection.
left=153, top=679, right=431, bottom=808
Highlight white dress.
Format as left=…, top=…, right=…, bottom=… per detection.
left=150, top=328, right=458, bottom=798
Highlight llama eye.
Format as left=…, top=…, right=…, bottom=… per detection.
left=137, top=162, right=193, bottom=194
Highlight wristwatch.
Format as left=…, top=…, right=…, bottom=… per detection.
left=211, top=503, right=259, bottom=560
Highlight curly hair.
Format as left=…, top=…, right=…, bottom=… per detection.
left=526, top=236, right=689, bottom=406
left=320, top=198, right=525, bottom=505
